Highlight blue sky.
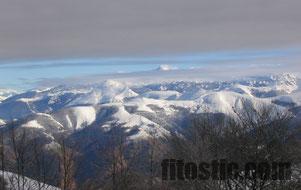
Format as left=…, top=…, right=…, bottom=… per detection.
left=0, top=47, right=300, bottom=90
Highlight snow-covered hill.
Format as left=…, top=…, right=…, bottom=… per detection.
left=0, top=73, right=300, bottom=140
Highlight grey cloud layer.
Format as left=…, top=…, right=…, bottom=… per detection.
left=1, top=0, right=301, bottom=60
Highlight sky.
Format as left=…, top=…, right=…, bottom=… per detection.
left=0, top=0, right=301, bottom=90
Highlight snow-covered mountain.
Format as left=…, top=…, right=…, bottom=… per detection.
left=0, top=73, right=300, bottom=141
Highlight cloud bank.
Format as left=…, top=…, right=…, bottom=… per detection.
left=0, top=0, right=301, bottom=60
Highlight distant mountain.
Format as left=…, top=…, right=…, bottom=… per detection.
left=156, top=64, right=177, bottom=71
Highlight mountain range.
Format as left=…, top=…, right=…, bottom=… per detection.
left=0, top=73, right=300, bottom=144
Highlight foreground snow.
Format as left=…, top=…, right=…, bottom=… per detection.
left=2, top=171, right=59, bottom=190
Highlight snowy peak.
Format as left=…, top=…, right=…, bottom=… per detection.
left=68, top=80, right=138, bottom=106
